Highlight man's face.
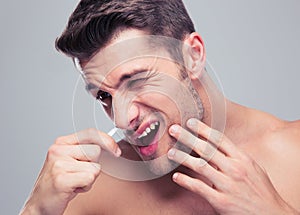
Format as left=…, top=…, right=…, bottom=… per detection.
left=81, top=30, right=204, bottom=175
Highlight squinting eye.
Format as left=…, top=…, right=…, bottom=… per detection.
left=96, top=90, right=112, bottom=106
left=127, top=78, right=147, bottom=88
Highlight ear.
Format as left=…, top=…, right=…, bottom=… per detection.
left=183, top=32, right=206, bottom=80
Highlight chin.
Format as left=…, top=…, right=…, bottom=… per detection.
left=144, top=154, right=179, bottom=176
left=145, top=140, right=192, bottom=176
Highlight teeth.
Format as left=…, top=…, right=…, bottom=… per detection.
left=150, top=124, right=155, bottom=129
left=137, top=122, right=159, bottom=139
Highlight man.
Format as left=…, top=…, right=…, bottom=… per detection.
left=21, top=0, right=300, bottom=214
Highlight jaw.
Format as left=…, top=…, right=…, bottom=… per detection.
left=129, top=134, right=187, bottom=176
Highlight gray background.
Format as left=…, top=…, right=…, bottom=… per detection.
left=0, top=0, right=299, bottom=214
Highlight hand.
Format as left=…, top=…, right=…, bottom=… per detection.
left=20, top=128, right=121, bottom=215
left=167, top=118, right=298, bottom=215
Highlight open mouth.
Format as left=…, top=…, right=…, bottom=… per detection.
left=136, top=121, right=159, bottom=146
left=135, top=121, right=160, bottom=156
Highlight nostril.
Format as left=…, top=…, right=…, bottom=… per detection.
left=127, top=118, right=140, bottom=132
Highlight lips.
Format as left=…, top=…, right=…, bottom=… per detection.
left=139, top=137, right=159, bottom=157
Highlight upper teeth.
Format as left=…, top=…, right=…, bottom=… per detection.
left=138, top=122, right=159, bottom=139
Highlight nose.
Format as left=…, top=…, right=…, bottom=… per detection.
left=112, top=93, right=139, bottom=130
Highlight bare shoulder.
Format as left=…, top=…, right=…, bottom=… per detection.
left=277, top=119, right=300, bottom=140
left=266, top=119, right=300, bottom=156
left=258, top=119, right=300, bottom=210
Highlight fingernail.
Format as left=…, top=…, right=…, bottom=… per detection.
left=173, top=173, right=179, bottom=181
left=168, top=148, right=176, bottom=158
left=114, top=147, right=122, bottom=157
left=187, top=118, right=197, bottom=127
left=169, top=125, right=179, bottom=134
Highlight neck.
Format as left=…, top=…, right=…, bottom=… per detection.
left=223, top=101, right=253, bottom=143
left=193, top=70, right=275, bottom=145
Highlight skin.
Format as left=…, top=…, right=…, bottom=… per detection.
left=21, top=29, right=300, bottom=215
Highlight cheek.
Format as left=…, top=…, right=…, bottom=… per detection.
left=139, top=93, right=181, bottom=117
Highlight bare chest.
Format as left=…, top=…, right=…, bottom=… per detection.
left=98, top=180, right=217, bottom=215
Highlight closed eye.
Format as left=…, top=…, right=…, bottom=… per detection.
left=127, top=78, right=148, bottom=88
left=126, top=70, right=158, bottom=88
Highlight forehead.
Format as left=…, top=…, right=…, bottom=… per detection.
left=84, top=42, right=161, bottom=76
left=81, top=31, right=186, bottom=76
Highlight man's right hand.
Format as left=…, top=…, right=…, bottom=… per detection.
left=20, top=128, right=121, bottom=215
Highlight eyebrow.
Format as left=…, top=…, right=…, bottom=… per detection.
left=85, top=69, right=149, bottom=92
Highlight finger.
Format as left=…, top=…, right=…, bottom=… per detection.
left=52, top=160, right=101, bottom=174
left=169, top=124, right=228, bottom=170
left=172, top=172, right=219, bottom=205
left=168, top=148, right=227, bottom=187
left=49, top=144, right=101, bottom=162
left=50, top=144, right=101, bottom=162
left=55, top=170, right=100, bottom=193
left=55, top=128, right=121, bottom=157
left=186, top=118, right=238, bottom=158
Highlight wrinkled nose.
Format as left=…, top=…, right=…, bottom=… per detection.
left=112, top=93, right=139, bottom=130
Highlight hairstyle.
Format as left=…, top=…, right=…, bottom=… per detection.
left=55, top=0, right=195, bottom=61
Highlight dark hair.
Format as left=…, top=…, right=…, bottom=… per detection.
left=55, top=0, right=195, bottom=61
